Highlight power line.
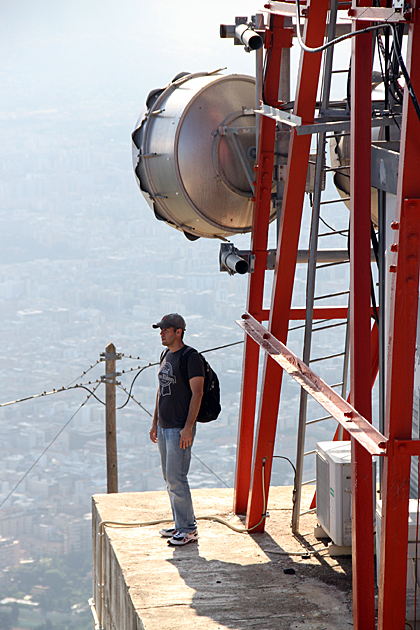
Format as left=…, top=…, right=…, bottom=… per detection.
left=66, top=359, right=102, bottom=387
left=0, top=383, right=106, bottom=408
left=0, top=382, right=102, bottom=510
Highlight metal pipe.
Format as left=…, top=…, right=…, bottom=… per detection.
left=222, top=251, right=249, bottom=275
left=88, top=598, right=102, bottom=630
left=235, top=23, right=263, bottom=50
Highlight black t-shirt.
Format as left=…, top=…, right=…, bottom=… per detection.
left=158, top=345, right=205, bottom=429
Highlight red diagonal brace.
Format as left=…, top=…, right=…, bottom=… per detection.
left=244, top=0, right=330, bottom=532
left=237, top=313, right=387, bottom=456
left=234, top=13, right=286, bottom=514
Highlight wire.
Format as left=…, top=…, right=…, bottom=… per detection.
left=294, top=0, right=397, bottom=55
left=191, top=452, right=230, bottom=489
left=66, top=360, right=102, bottom=387
left=117, top=364, right=157, bottom=410
left=0, top=383, right=105, bottom=408
left=273, top=455, right=297, bottom=478
left=319, top=215, right=346, bottom=235
left=100, top=459, right=269, bottom=537
left=117, top=340, right=244, bottom=410
left=0, top=382, right=102, bottom=510
left=376, top=32, right=401, bottom=131
left=294, top=0, right=420, bottom=125
left=116, top=383, right=153, bottom=416
left=390, top=23, right=420, bottom=124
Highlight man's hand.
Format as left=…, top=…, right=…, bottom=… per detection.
left=180, top=425, right=193, bottom=450
left=149, top=425, right=158, bottom=443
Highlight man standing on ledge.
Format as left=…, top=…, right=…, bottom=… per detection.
left=149, top=313, right=204, bottom=546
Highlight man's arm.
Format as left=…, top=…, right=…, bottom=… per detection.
left=149, top=389, right=159, bottom=443
left=179, top=376, right=204, bottom=450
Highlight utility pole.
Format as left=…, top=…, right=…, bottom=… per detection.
left=100, top=343, right=121, bottom=493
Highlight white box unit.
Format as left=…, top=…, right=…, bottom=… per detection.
left=316, top=441, right=352, bottom=547
left=377, top=499, right=420, bottom=621
left=316, top=441, right=376, bottom=548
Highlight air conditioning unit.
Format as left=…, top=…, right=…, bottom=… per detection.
left=316, top=441, right=376, bottom=548
left=376, top=499, right=420, bottom=621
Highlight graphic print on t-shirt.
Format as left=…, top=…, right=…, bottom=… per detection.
left=159, top=361, right=176, bottom=396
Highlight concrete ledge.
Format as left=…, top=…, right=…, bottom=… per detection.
left=92, top=487, right=353, bottom=630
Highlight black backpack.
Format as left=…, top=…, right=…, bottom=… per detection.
left=160, top=346, right=221, bottom=423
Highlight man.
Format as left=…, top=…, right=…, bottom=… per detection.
left=149, top=313, right=204, bottom=546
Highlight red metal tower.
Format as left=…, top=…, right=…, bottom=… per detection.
left=233, top=2, right=420, bottom=629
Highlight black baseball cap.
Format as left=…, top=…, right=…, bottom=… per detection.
left=152, top=313, right=186, bottom=330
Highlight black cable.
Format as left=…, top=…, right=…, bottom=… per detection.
left=117, top=364, right=157, bottom=410
left=319, top=215, right=348, bottom=236
left=377, top=31, right=401, bottom=132
left=294, top=0, right=397, bottom=55
left=390, top=23, right=420, bottom=124
left=273, top=455, right=297, bottom=479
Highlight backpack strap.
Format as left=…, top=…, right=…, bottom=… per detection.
left=178, top=346, right=199, bottom=389
left=159, top=348, right=170, bottom=364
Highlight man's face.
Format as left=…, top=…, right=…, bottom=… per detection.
left=160, top=326, right=181, bottom=347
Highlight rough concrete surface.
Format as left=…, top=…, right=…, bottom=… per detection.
left=92, top=487, right=353, bottom=630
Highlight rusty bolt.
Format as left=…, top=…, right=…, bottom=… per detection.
left=253, top=165, right=259, bottom=172
left=391, top=221, right=400, bottom=230
left=251, top=197, right=255, bottom=202
left=241, top=313, right=249, bottom=319
left=252, top=181, right=257, bottom=187
left=409, top=202, right=417, bottom=210
left=389, top=265, right=397, bottom=273
left=390, top=243, right=398, bottom=253
left=378, top=441, right=387, bottom=450
left=399, top=442, right=407, bottom=451
left=263, top=333, right=270, bottom=340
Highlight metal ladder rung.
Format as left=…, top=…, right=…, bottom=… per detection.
left=300, top=508, right=317, bottom=516
left=312, top=321, right=347, bottom=332
left=316, top=260, right=348, bottom=270
left=303, top=450, right=317, bottom=457
left=319, top=197, right=350, bottom=205
left=314, top=290, right=350, bottom=300
left=289, top=318, right=331, bottom=332
left=302, top=478, right=316, bottom=486
left=330, top=381, right=344, bottom=389
left=310, top=351, right=345, bottom=363
left=306, top=415, right=333, bottom=426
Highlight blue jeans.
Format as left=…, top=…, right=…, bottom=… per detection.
left=157, top=426, right=197, bottom=533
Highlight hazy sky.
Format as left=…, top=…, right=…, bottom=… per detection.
left=0, top=1, right=265, bottom=113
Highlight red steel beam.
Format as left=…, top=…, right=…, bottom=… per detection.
left=349, top=14, right=375, bottom=628
left=234, top=14, right=290, bottom=514
left=378, top=5, right=420, bottom=625
left=245, top=0, right=330, bottom=531
left=377, top=9, right=420, bottom=620
left=237, top=313, right=387, bottom=455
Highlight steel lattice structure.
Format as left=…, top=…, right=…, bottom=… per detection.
left=232, top=2, right=420, bottom=629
